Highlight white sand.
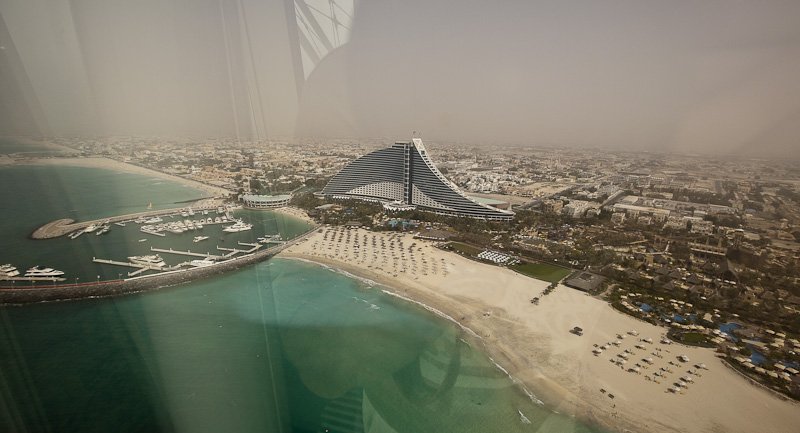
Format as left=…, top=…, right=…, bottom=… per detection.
left=270, top=206, right=316, bottom=225
left=280, top=226, right=800, bottom=433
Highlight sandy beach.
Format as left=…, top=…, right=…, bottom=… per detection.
left=269, top=205, right=316, bottom=225
left=279, top=226, right=800, bottom=433
left=0, top=155, right=232, bottom=198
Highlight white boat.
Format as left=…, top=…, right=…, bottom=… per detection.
left=190, top=259, right=215, bottom=267
left=187, top=208, right=195, bottom=216
left=68, top=231, right=83, bottom=239
left=114, top=222, right=126, bottom=227
left=96, top=226, right=111, bottom=235
left=138, top=238, right=148, bottom=242
left=145, top=217, right=163, bottom=224
left=83, top=223, right=100, bottom=233
left=193, top=236, right=210, bottom=243
left=25, top=266, right=65, bottom=277
left=1, top=264, right=20, bottom=277
left=222, top=221, right=253, bottom=233
left=128, top=255, right=166, bottom=268
left=195, top=222, right=204, bottom=229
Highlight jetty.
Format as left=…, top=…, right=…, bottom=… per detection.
left=0, top=276, right=67, bottom=283
left=1, top=227, right=317, bottom=304
left=150, top=247, right=225, bottom=260
left=30, top=202, right=226, bottom=239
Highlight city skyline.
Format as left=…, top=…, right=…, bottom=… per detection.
left=0, top=1, right=798, bottom=157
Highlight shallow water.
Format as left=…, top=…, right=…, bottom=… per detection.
left=0, top=163, right=605, bottom=433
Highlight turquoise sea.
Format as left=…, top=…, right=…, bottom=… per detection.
left=0, top=164, right=605, bottom=433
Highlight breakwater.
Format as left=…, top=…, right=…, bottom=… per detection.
left=1, top=227, right=317, bottom=304
left=30, top=203, right=224, bottom=239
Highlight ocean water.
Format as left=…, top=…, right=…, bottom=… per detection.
left=0, top=164, right=604, bottom=433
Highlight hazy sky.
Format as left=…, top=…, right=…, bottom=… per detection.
left=1, top=0, right=799, bottom=157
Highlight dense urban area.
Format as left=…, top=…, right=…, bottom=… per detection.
left=30, top=136, right=800, bottom=399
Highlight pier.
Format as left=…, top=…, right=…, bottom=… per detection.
left=0, top=276, right=67, bottom=283
left=150, top=247, right=225, bottom=260
left=31, top=202, right=228, bottom=239
left=92, top=257, right=178, bottom=277
left=1, top=227, right=316, bottom=304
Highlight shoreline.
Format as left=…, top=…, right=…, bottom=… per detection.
left=1, top=155, right=317, bottom=226
left=280, top=252, right=610, bottom=431
left=278, top=227, right=800, bottom=433
left=0, top=155, right=232, bottom=198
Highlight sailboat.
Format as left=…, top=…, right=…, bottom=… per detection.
left=147, top=202, right=153, bottom=210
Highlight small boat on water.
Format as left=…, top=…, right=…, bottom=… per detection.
left=114, top=222, right=126, bottom=227
left=95, top=226, right=111, bottom=235
left=193, top=236, right=209, bottom=243
left=138, top=238, right=148, bottom=242
left=68, top=230, right=83, bottom=239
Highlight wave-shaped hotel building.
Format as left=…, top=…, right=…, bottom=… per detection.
left=321, top=138, right=514, bottom=221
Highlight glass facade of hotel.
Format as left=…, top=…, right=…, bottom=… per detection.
left=322, top=139, right=514, bottom=220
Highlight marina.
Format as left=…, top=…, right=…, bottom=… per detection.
left=6, top=197, right=309, bottom=291
left=31, top=204, right=231, bottom=239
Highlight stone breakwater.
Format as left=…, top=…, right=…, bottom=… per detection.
left=30, top=204, right=221, bottom=239
left=1, top=228, right=317, bottom=305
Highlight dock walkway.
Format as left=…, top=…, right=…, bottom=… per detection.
left=31, top=202, right=225, bottom=239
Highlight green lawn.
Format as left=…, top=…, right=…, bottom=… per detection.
left=447, top=242, right=482, bottom=257
left=511, top=262, right=573, bottom=283
left=680, top=332, right=711, bottom=346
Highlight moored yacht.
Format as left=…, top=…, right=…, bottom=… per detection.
left=25, top=266, right=65, bottom=277
left=83, top=223, right=100, bottom=233
left=189, top=259, right=215, bottom=267
left=222, top=221, right=253, bottom=233
left=193, top=236, right=209, bottom=243
left=1, top=264, right=20, bottom=277
left=128, top=255, right=167, bottom=268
